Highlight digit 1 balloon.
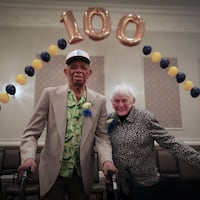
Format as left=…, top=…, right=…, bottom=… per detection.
left=60, top=10, right=85, bottom=44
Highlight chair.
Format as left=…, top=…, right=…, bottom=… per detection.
left=2, top=148, right=20, bottom=176
left=156, top=148, right=182, bottom=199
left=156, top=148, right=180, bottom=181
left=3, top=150, right=40, bottom=200
left=0, top=148, right=5, bottom=200
left=1, top=147, right=20, bottom=200
left=177, top=159, right=200, bottom=199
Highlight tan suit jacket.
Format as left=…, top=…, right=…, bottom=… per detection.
left=20, top=84, right=113, bottom=196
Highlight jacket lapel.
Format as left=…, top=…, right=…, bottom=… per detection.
left=81, top=89, right=97, bottom=144
left=52, top=85, right=68, bottom=141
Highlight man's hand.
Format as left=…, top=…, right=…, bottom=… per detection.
left=102, top=160, right=119, bottom=177
left=18, top=158, right=37, bottom=179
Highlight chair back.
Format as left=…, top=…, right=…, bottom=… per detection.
left=0, top=148, right=4, bottom=176
left=3, top=149, right=40, bottom=200
left=157, top=148, right=180, bottom=180
left=0, top=148, right=5, bottom=199
left=3, top=148, right=20, bottom=175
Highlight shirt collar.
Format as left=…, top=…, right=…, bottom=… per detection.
left=68, top=88, right=87, bottom=106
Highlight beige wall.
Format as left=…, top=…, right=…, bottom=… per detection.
left=0, top=1, right=200, bottom=145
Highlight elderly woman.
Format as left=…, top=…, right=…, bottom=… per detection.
left=107, top=84, right=200, bottom=200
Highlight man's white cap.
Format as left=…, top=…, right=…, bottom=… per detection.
left=66, top=49, right=91, bottom=65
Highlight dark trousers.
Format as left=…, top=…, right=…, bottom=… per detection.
left=43, top=171, right=89, bottom=200
left=107, top=183, right=161, bottom=200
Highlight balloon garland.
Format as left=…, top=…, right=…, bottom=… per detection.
left=1, top=7, right=145, bottom=107
left=0, top=38, right=67, bottom=105
left=0, top=7, right=199, bottom=107
left=1, top=42, right=199, bottom=106
left=142, top=45, right=200, bottom=100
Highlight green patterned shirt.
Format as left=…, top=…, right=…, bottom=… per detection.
left=59, top=88, right=86, bottom=177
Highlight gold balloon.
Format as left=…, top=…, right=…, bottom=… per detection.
left=0, top=92, right=10, bottom=103
left=16, top=73, right=27, bottom=85
left=116, top=14, right=145, bottom=47
left=48, top=44, right=59, bottom=56
left=60, top=10, right=84, bottom=44
left=168, top=66, right=178, bottom=77
left=84, top=7, right=111, bottom=41
left=32, top=59, right=43, bottom=70
left=151, top=52, right=162, bottom=63
left=183, top=80, right=193, bottom=91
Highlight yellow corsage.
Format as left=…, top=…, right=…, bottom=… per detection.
left=82, top=101, right=92, bottom=117
left=106, top=117, right=120, bottom=134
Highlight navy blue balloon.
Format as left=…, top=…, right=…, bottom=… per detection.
left=5, top=84, right=16, bottom=95
left=176, top=72, right=186, bottom=83
left=160, top=58, right=170, bottom=69
left=57, top=38, right=67, bottom=50
left=25, top=65, right=35, bottom=77
left=190, top=87, right=200, bottom=98
left=40, top=51, right=50, bottom=62
left=143, top=45, right=152, bottom=55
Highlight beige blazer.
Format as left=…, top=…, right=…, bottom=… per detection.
left=20, top=84, right=113, bottom=196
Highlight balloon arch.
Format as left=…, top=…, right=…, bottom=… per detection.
left=0, top=7, right=199, bottom=106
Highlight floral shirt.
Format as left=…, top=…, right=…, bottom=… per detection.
left=59, top=89, right=86, bottom=177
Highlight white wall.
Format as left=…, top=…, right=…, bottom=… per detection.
left=0, top=1, right=200, bottom=145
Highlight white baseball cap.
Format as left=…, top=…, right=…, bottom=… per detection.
left=66, top=49, right=91, bottom=65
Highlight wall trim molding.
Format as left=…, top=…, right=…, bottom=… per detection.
left=1, top=138, right=200, bottom=147
left=0, top=138, right=45, bottom=146
left=0, top=1, right=200, bottom=33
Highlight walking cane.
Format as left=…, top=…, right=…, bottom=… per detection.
left=18, top=167, right=31, bottom=200
left=108, top=170, right=120, bottom=200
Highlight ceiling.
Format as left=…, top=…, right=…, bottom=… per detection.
left=43, top=0, right=200, bottom=8
left=1, top=0, right=200, bottom=8
left=1, top=0, right=199, bottom=31
left=73, top=0, right=200, bottom=7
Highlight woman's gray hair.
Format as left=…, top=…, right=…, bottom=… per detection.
left=112, top=84, right=135, bottom=101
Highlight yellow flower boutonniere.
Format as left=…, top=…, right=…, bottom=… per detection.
left=82, top=101, right=92, bottom=117
left=106, top=117, right=120, bottom=134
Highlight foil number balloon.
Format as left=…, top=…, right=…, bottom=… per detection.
left=60, top=10, right=85, bottom=44
left=83, top=7, right=111, bottom=41
left=60, top=8, right=145, bottom=46
left=116, top=14, right=145, bottom=47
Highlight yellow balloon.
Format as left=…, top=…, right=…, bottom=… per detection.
left=183, top=80, right=193, bottom=91
left=48, top=44, right=59, bottom=56
left=0, top=92, right=10, bottom=103
left=167, top=66, right=178, bottom=77
left=32, top=59, right=43, bottom=70
left=151, top=52, right=162, bottom=63
left=16, top=73, right=27, bottom=85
